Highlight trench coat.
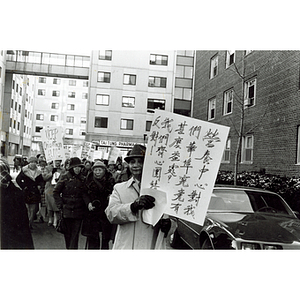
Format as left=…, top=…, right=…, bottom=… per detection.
left=105, top=177, right=166, bottom=249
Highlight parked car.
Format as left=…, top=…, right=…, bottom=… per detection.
left=170, top=185, right=300, bottom=250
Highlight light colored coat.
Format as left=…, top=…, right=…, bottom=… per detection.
left=105, top=177, right=166, bottom=249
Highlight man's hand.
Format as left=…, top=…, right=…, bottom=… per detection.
left=130, top=195, right=155, bottom=213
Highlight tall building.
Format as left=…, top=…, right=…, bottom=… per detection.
left=0, top=50, right=6, bottom=156
left=31, top=76, right=89, bottom=155
left=86, top=50, right=194, bottom=157
left=193, top=50, right=300, bottom=177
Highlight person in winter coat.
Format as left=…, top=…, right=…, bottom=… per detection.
left=0, top=158, right=34, bottom=249
left=105, top=144, right=172, bottom=249
left=42, top=159, right=63, bottom=227
left=84, top=160, right=115, bottom=249
left=53, top=157, right=89, bottom=249
left=16, top=156, right=44, bottom=230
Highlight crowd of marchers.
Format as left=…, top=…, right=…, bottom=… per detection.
left=0, top=144, right=174, bottom=250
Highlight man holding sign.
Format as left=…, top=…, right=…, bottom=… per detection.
left=105, top=144, right=171, bottom=249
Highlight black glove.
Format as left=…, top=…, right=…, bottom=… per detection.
left=159, top=218, right=171, bottom=238
left=130, top=195, right=155, bottom=214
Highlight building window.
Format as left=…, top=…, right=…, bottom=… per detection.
left=81, top=117, right=86, bottom=124
left=11, top=99, right=14, bottom=108
left=95, top=117, right=108, bottom=128
left=223, top=89, right=233, bottom=115
left=20, top=87, right=22, bottom=96
left=97, top=71, right=111, bottom=83
left=38, top=89, right=45, bottom=96
left=123, top=74, right=136, bottom=85
left=18, top=104, right=21, bottom=113
left=51, top=103, right=59, bottom=109
left=52, top=90, right=60, bottom=97
left=68, top=91, right=76, bottom=98
left=16, top=84, right=19, bottom=93
left=66, top=128, right=73, bottom=135
left=222, top=138, right=231, bottom=163
left=13, top=120, right=16, bottom=129
left=244, top=78, right=256, bottom=107
left=36, top=114, right=44, bottom=121
left=99, top=50, right=112, bottom=60
left=83, top=81, right=88, bottom=87
left=150, top=54, right=168, bottom=66
left=208, top=97, right=216, bottom=120
left=121, top=119, right=134, bottom=130
left=15, top=102, right=17, bottom=111
left=147, top=99, right=165, bottom=112
left=50, top=115, right=58, bottom=122
left=242, top=135, right=254, bottom=163
left=53, top=78, right=61, bottom=84
left=17, top=122, right=20, bottom=130
left=0, top=66, right=2, bottom=78
left=66, top=116, right=74, bottom=123
left=67, top=104, right=75, bottom=110
left=122, top=96, right=135, bottom=108
left=148, top=76, right=167, bottom=88
left=96, top=94, right=109, bottom=106
left=80, top=130, right=86, bottom=136
left=39, top=77, right=46, bottom=83
left=82, top=92, right=88, bottom=99
left=35, top=126, right=43, bottom=133
left=226, top=50, right=235, bottom=68
left=210, top=55, right=218, bottom=79
left=146, top=121, right=152, bottom=131
left=69, top=80, right=76, bottom=86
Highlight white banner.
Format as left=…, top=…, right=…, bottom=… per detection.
left=141, top=110, right=230, bottom=226
left=41, top=127, right=65, bottom=162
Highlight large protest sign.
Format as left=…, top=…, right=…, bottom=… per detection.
left=141, top=110, right=230, bottom=226
left=41, top=127, right=65, bottom=162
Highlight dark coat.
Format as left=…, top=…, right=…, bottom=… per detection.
left=16, top=165, right=44, bottom=204
left=53, top=171, right=89, bottom=219
left=85, top=171, right=115, bottom=214
left=1, top=182, right=34, bottom=249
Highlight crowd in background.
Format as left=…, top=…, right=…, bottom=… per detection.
left=1, top=152, right=132, bottom=250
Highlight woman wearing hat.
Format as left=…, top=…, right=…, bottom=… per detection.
left=105, top=144, right=171, bottom=249
left=53, top=157, right=89, bottom=249
left=16, top=156, right=44, bottom=230
left=83, top=160, right=115, bottom=249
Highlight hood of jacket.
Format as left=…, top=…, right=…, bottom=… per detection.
left=22, top=164, right=42, bottom=180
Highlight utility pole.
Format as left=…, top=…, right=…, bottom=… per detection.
left=19, top=75, right=28, bottom=156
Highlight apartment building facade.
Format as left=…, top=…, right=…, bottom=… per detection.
left=86, top=50, right=194, bottom=157
left=193, top=50, right=300, bottom=177
left=32, top=76, right=88, bottom=155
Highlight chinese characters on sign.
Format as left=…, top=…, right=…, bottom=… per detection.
left=141, top=111, right=230, bottom=226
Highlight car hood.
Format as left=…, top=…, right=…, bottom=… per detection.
left=207, top=212, right=300, bottom=243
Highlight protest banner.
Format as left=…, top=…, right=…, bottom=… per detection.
left=141, top=110, right=230, bottom=226
left=64, top=145, right=82, bottom=160
left=41, top=127, right=65, bottom=163
left=81, top=141, right=95, bottom=161
left=107, top=146, right=120, bottom=164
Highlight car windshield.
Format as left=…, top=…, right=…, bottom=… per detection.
left=208, top=189, right=294, bottom=216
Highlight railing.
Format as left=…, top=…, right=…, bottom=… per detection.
left=6, top=50, right=90, bottom=68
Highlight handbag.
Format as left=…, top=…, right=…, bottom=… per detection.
left=56, top=211, right=66, bottom=234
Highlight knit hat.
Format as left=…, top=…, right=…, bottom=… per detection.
left=69, top=157, right=83, bottom=169
left=124, top=144, right=146, bottom=163
left=92, top=160, right=106, bottom=170
left=28, top=156, right=38, bottom=163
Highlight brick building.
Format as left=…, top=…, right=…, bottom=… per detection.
left=193, top=50, right=300, bottom=177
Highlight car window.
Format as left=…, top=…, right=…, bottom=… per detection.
left=209, top=190, right=253, bottom=212
left=209, top=189, right=294, bottom=216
